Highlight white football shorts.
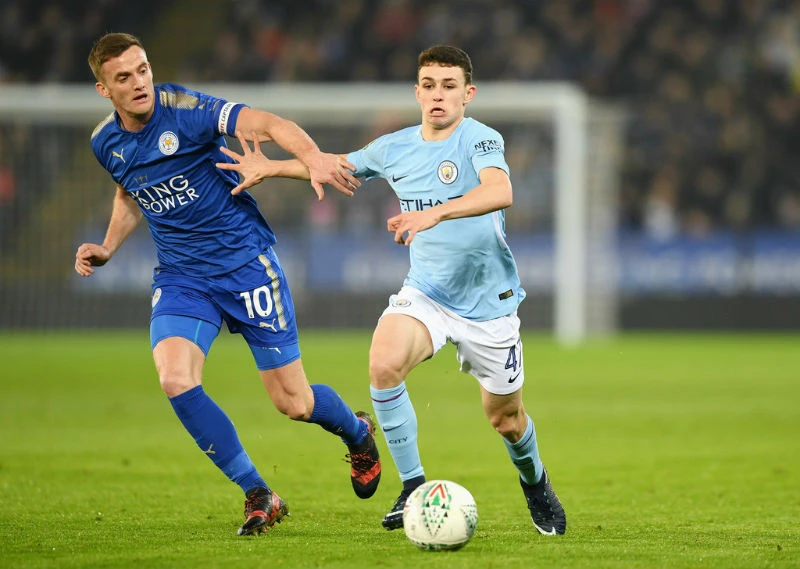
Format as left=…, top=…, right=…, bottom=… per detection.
left=380, top=285, right=524, bottom=395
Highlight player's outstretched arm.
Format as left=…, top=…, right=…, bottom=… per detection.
left=218, top=131, right=357, bottom=200
left=74, top=185, right=142, bottom=276
left=217, top=131, right=311, bottom=195
left=233, top=108, right=359, bottom=198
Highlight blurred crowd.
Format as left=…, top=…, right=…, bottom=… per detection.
left=1, top=0, right=798, bottom=240
left=0, top=0, right=164, bottom=83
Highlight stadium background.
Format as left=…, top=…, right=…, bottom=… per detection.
left=0, top=0, right=798, bottom=333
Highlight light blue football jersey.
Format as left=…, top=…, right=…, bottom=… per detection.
left=91, top=84, right=275, bottom=277
left=347, top=117, right=525, bottom=321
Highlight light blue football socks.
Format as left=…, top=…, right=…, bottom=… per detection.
left=504, top=414, right=544, bottom=485
left=371, top=382, right=424, bottom=481
left=169, top=385, right=266, bottom=493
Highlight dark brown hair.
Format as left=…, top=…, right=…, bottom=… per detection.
left=88, top=32, right=144, bottom=82
left=417, top=45, right=473, bottom=85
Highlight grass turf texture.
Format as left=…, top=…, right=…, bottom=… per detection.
left=0, top=331, right=797, bottom=569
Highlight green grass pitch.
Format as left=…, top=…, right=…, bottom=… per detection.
left=0, top=331, right=797, bottom=569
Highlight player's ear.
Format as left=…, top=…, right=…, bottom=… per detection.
left=95, top=81, right=110, bottom=99
left=414, top=83, right=423, bottom=104
left=464, top=84, right=476, bottom=104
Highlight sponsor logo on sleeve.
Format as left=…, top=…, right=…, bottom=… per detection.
left=474, top=139, right=503, bottom=153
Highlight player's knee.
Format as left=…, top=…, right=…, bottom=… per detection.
left=159, top=373, right=196, bottom=398
left=368, top=358, right=404, bottom=389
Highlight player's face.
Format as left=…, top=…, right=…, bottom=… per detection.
left=95, top=46, right=155, bottom=131
left=415, top=64, right=476, bottom=136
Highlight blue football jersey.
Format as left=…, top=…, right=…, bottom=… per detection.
left=91, top=83, right=275, bottom=276
left=347, top=117, right=526, bottom=321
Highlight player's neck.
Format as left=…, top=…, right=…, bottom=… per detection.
left=421, top=115, right=464, bottom=142
left=117, top=109, right=153, bottom=132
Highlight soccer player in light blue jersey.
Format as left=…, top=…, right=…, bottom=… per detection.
left=73, top=33, right=382, bottom=536
left=217, top=45, right=566, bottom=536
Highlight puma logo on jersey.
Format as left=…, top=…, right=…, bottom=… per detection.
left=259, top=319, right=278, bottom=331
left=112, top=148, right=125, bottom=163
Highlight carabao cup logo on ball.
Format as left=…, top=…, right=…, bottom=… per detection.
left=403, top=480, right=478, bottom=551
left=158, top=131, right=179, bottom=155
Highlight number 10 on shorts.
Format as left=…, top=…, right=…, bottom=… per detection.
left=239, top=286, right=274, bottom=319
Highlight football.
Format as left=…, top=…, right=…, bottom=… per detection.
left=402, top=480, right=478, bottom=551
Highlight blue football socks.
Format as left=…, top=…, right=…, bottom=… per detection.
left=308, top=384, right=366, bottom=446
left=169, top=385, right=267, bottom=494
left=371, top=382, right=424, bottom=481
left=504, top=414, right=544, bottom=485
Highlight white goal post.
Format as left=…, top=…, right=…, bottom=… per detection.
left=0, top=83, right=620, bottom=343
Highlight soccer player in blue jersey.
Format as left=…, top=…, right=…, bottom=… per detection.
left=216, top=45, right=567, bottom=536
left=73, top=32, right=381, bottom=537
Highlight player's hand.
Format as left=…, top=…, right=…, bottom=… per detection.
left=217, top=131, right=271, bottom=195
left=74, top=243, right=111, bottom=277
left=387, top=210, right=440, bottom=246
left=306, top=152, right=360, bottom=200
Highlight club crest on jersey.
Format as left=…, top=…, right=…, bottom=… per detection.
left=437, top=160, right=458, bottom=184
left=390, top=297, right=411, bottom=308
left=152, top=287, right=162, bottom=307
left=158, top=131, right=179, bottom=155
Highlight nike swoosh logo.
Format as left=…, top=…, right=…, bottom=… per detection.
left=533, top=522, right=557, bottom=536
left=508, top=371, right=522, bottom=384
left=391, top=174, right=409, bottom=182
left=382, top=419, right=408, bottom=432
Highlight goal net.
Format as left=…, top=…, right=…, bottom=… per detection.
left=0, top=83, right=622, bottom=343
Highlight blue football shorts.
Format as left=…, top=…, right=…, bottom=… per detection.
left=149, top=248, right=300, bottom=370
